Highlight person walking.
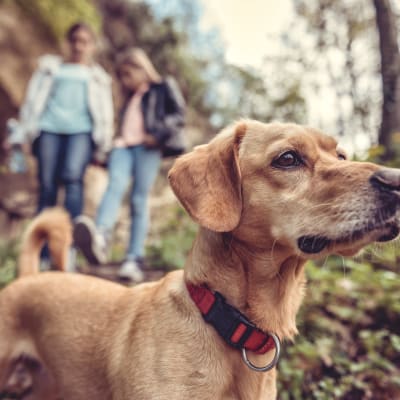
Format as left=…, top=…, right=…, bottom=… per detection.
left=6, top=22, right=114, bottom=271
left=74, top=47, right=185, bottom=282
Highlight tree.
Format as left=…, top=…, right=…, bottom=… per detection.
left=292, top=0, right=380, bottom=144
left=209, top=62, right=306, bottom=129
left=372, top=0, right=400, bottom=159
left=135, top=0, right=307, bottom=129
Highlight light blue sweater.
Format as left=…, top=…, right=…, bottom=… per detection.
left=39, top=63, right=93, bottom=134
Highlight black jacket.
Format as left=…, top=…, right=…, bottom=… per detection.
left=141, top=76, right=186, bottom=157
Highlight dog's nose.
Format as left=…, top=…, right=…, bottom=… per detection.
left=370, top=168, right=400, bottom=192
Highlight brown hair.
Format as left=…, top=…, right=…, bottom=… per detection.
left=66, top=22, right=96, bottom=42
left=116, top=47, right=161, bottom=84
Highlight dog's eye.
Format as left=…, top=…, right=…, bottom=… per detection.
left=273, top=151, right=302, bottom=168
left=337, top=153, right=346, bottom=161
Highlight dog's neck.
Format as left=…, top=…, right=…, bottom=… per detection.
left=184, top=228, right=307, bottom=340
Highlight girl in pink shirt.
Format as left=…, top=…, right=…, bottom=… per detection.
left=74, top=48, right=185, bottom=281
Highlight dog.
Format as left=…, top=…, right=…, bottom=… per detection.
left=18, top=207, right=72, bottom=277
left=1, top=120, right=400, bottom=399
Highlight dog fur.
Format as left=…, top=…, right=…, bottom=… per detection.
left=0, top=120, right=399, bottom=399
left=18, top=207, right=72, bottom=277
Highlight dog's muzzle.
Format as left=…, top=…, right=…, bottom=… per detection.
left=298, top=167, right=400, bottom=254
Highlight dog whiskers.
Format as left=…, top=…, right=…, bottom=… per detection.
left=270, top=239, right=278, bottom=265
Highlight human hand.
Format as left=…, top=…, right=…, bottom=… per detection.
left=91, top=159, right=107, bottom=168
left=143, top=134, right=158, bottom=147
left=91, top=149, right=109, bottom=168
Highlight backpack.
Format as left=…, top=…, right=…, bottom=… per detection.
left=141, top=76, right=186, bottom=157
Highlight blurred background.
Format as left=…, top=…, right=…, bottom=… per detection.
left=0, top=0, right=399, bottom=399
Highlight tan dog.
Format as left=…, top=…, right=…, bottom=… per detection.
left=18, top=207, right=72, bottom=277
left=1, top=120, right=400, bottom=399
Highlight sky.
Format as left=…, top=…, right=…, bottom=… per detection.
left=199, top=0, right=294, bottom=68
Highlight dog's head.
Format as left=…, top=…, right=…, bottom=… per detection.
left=168, top=120, right=400, bottom=259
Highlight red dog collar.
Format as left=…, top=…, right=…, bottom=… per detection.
left=186, top=283, right=277, bottom=355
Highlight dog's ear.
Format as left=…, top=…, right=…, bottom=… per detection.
left=168, top=122, right=246, bottom=232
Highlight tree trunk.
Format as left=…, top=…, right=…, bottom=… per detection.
left=373, top=0, right=400, bottom=159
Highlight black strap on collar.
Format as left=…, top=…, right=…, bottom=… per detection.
left=186, top=283, right=275, bottom=355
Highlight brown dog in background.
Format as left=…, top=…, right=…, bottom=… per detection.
left=1, top=120, right=400, bottom=399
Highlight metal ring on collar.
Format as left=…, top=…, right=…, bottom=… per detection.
left=241, top=333, right=281, bottom=372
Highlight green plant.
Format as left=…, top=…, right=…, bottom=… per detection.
left=0, top=239, right=18, bottom=289
left=278, top=254, right=400, bottom=399
left=146, top=205, right=198, bottom=270
left=13, top=0, right=101, bottom=43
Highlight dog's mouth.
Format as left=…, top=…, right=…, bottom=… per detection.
left=298, top=221, right=400, bottom=254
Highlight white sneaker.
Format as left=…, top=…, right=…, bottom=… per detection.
left=39, top=258, right=52, bottom=272
left=118, top=259, right=145, bottom=283
left=66, top=247, right=77, bottom=273
left=73, top=216, right=108, bottom=265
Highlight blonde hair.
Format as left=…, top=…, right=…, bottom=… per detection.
left=116, top=47, right=161, bottom=83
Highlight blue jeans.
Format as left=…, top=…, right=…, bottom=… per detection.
left=36, top=131, right=93, bottom=219
left=96, top=145, right=162, bottom=259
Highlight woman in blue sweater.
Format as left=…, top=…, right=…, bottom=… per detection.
left=8, top=22, right=114, bottom=270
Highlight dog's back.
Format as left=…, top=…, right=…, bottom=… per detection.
left=0, top=208, right=72, bottom=397
left=18, top=208, right=72, bottom=277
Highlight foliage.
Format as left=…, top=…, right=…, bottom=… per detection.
left=0, top=239, right=18, bottom=289
left=357, top=142, right=400, bottom=169
left=210, top=63, right=306, bottom=128
left=12, top=0, right=101, bottom=43
left=275, top=0, right=383, bottom=148
left=278, top=250, right=400, bottom=399
left=146, top=205, right=198, bottom=270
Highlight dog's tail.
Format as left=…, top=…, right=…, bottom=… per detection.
left=18, top=207, right=73, bottom=277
